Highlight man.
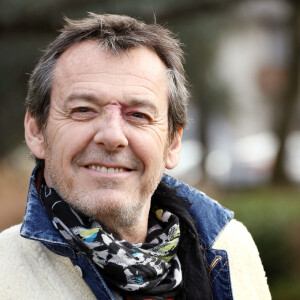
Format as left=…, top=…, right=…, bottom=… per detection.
left=0, top=13, right=271, bottom=299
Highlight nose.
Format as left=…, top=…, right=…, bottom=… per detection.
left=93, top=107, right=128, bottom=151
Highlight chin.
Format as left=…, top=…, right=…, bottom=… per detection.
left=67, top=190, right=144, bottom=221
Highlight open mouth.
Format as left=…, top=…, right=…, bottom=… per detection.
left=86, top=165, right=131, bottom=173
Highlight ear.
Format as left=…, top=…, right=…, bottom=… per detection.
left=165, top=126, right=183, bottom=170
left=24, top=111, right=46, bottom=159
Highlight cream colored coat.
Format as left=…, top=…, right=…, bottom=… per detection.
left=0, top=221, right=271, bottom=299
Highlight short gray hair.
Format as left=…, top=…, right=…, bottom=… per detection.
left=26, top=13, right=189, bottom=164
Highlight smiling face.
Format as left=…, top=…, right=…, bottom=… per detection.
left=25, top=40, right=182, bottom=241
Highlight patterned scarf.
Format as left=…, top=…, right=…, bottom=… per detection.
left=39, top=182, right=182, bottom=298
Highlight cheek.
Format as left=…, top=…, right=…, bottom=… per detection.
left=129, top=129, right=168, bottom=168
left=45, top=122, right=94, bottom=162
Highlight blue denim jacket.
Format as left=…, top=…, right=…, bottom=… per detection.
left=21, top=169, right=234, bottom=299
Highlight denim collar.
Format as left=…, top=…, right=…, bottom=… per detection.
left=161, top=175, right=234, bottom=250
left=20, top=167, right=75, bottom=257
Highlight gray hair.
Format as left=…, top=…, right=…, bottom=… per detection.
left=26, top=13, right=189, bottom=164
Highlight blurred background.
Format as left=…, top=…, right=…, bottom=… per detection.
left=0, top=0, right=299, bottom=298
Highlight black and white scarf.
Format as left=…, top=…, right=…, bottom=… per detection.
left=40, top=183, right=182, bottom=298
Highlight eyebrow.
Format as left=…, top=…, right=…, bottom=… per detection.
left=125, top=98, right=159, bottom=116
left=65, top=92, right=99, bottom=105
left=65, top=92, right=159, bottom=116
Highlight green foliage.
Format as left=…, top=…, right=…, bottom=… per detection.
left=219, top=186, right=300, bottom=300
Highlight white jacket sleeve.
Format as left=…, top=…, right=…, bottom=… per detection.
left=0, top=225, right=96, bottom=300
left=213, top=219, right=272, bottom=299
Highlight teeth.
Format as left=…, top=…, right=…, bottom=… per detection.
left=88, top=165, right=125, bottom=173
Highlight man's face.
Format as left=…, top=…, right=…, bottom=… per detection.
left=26, top=40, right=181, bottom=235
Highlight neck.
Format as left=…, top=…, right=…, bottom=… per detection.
left=108, top=224, right=148, bottom=243
left=95, top=202, right=151, bottom=244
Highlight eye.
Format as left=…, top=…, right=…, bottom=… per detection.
left=70, top=107, right=97, bottom=120
left=131, top=112, right=149, bottom=119
left=126, top=111, right=153, bottom=125
left=73, top=107, right=91, bottom=113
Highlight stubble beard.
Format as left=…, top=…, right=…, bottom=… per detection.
left=43, top=149, right=166, bottom=237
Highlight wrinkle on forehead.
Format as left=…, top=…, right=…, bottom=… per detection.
left=53, top=40, right=168, bottom=91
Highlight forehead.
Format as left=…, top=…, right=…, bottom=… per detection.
left=52, top=40, right=169, bottom=102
